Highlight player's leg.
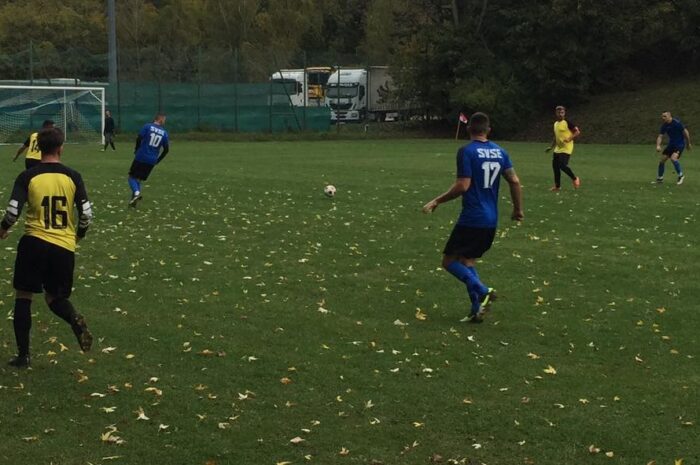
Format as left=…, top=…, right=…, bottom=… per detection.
left=552, top=154, right=562, bottom=190
left=657, top=150, right=671, bottom=182
left=558, top=153, right=577, bottom=183
left=670, top=149, right=684, bottom=184
left=44, top=246, right=93, bottom=352
left=9, top=291, right=33, bottom=367
left=109, top=133, right=116, bottom=150
left=442, top=226, right=495, bottom=322
left=9, top=236, right=46, bottom=367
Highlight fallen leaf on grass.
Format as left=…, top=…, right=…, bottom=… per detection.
left=543, top=365, right=557, bottom=375
left=135, top=407, right=149, bottom=421
left=339, top=447, right=350, bottom=456
left=101, top=426, right=125, bottom=445
left=290, top=436, right=305, bottom=444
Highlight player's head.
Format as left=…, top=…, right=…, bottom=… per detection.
left=661, top=111, right=673, bottom=123
left=37, top=127, right=64, bottom=158
left=555, top=105, right=566, bottom=120
left=154, top=112, right=167, bottom=125
left=105, top=110, right=111, bottom=117
left=42, top=120, right=55, bottom=129
left=468, top=112, right=490, bottom=137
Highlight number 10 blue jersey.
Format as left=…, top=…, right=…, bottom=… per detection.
left=135, top=123, right=169, bottom=165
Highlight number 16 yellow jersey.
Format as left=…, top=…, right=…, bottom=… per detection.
left=1, top=163, right=92, bottom=252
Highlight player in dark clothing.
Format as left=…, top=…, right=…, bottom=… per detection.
left=655, top=111, right=692, bottom=185
left=102, top=110, right=116, bottom=151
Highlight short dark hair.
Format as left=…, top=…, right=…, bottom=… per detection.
left=37, top=127, right=64, bottom=155
left=42, top=120, right=55, bottom=128
left=154, top=112, right=166, bottom=121
left=468, top=112, right=490, bottom=135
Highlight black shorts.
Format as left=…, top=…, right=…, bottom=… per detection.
left=129, top=160, right=155, bottom=180
left=443, top=225, right=496, bottom=258
left=662, top=145, right=684, bottom=158
left=14, top=235, right=75, bottom=298
left=25, top=158, right=41, bottom=170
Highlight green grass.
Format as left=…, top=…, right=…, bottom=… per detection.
left=0, top=140, right=698, bottom=465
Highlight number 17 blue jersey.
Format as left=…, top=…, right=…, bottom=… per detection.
left=135, top=123, right=169, bottom=165
left=456, top=140, right=513, bottom=228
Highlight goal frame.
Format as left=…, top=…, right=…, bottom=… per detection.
left=0, top=85, right=106, bottom=145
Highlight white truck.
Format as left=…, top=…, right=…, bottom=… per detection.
left=325, top=66, right=403, bottom=122
left=270, top=69, right=307, bottom=107
left=270, top=68, right=333, bottom=107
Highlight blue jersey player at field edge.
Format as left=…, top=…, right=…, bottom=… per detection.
left=423, top=112, right=524, bottom=323
left=655, top=111, right=691, bottom=185
left=128, top=113, right=170, bottom=207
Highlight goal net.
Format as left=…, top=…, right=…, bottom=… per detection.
left=0, top=85, right=105, bottom=145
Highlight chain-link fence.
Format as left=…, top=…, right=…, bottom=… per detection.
left=0, top=45, right=417, bottom=136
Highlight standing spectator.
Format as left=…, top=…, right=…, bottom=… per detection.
left=102, top=110, right=116, bottom=151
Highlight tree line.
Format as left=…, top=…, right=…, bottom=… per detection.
left=0, top=0, right=697, bottom=132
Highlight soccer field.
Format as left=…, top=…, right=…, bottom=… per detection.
left=0, top=139, right=698, bottom=465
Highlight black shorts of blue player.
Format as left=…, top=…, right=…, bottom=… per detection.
left=443, top=225, right=496, bottom=258
left=662, top=145, right=684, bottom=158
left=13, top=235, right=75, bottom=299
left=129, top=160, right=155, bottom=181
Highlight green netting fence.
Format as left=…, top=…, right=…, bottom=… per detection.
left=111, top=81, right=330, bottom=134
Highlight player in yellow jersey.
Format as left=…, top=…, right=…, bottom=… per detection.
left=1, top=127, right=94, bottom=368
left=545, top=106, right=581, bottom=192
left=13, top=120, right=55, bottom=170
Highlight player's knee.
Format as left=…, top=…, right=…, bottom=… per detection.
left=15, top=290, right=33, bottom=301
left=44, top=293, right=55, bottom=306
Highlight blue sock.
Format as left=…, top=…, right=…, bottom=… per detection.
left=672, top=160, right=682, bottom=175
left=445, top=261, right=487, bottom=296
left=128, top=177, right=141, bottom=195
left=469, top=291, right=480, bottom=314
left=466, top=266, right=489, bottom=295
left=657, top=163, right=665, bottom=178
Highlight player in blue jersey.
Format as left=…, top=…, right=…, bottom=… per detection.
left=655, top=111, right=691, bottom=185
left=128, top=113, right=170, bottom=207
left=423, top=112, right=523, bottom=323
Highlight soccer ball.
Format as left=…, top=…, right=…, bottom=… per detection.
left=324, top=185, right=336, bottom=197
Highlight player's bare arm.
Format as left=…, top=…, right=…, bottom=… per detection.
left=13, top=144, right=27, bottom=161
left=684, top=128, right=692, bottom=150
left=564, top=126, right=581, bottom=143
left=503, top=168, right=524, bottom=221
left=545, top=137, right=555, bottom=152
left=422, top=177, right=471, bottom=213
left=656, top=134, right=663, bottom=152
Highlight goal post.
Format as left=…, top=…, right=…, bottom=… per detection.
left=0, top=85, right=105, bottom=145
